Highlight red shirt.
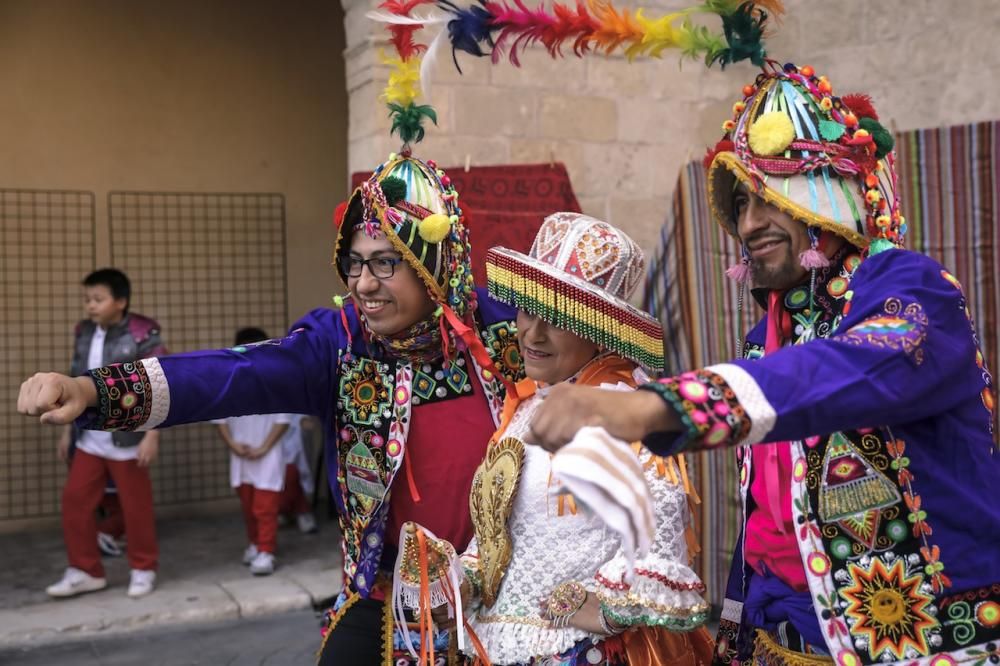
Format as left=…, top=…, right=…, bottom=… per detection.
left=744, top=441, right=808, bottom=591
left=386, top=364, right=497, bottom=554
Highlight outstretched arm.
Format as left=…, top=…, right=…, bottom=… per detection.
left=18, top=308, right=344, bottom=432
left=529, top=252, right=990, bottom=455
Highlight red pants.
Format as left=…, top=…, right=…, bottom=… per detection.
left=237, top=484, right=281, bottom=554
left=63, top=449, right=157, bottom=577
left=279, top=465, right=310, bottom=516
left=98, top=493, right=125, bottom=538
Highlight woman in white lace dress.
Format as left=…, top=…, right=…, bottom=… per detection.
left=425, top=213, right=714, bottom=665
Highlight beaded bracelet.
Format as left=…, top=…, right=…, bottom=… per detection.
left=598, top=604, right=626, bottom=636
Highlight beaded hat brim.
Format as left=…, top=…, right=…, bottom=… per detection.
left=485, top=247, right=665, bottom=371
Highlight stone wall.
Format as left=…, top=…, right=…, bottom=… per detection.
left=342, top=0, right=1000, bottom=253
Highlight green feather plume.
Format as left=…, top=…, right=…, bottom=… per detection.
left=710, top=3, right=767, bottom=68
left=387, top=102, right=438, bottom=145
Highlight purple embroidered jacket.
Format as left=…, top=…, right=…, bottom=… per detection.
left=77, top=289, right=521, bottom=598
left=641, top=249, right=999, bottom=666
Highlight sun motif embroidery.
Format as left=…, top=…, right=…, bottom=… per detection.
left=481, top=320, right=524, bottom=385
left=841, top=557, right=938, bottom=660
left=340, top=358, right=391, bottom=426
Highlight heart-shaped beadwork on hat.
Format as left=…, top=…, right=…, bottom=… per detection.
left=572, top=227, right=621, bottom=282
left=531, top=212, right=573, bottom=264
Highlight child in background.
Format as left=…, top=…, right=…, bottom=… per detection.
left=279, top=415, right=318, bottom=534
left=48, top=268, right=167, bottom=599
left=214, top=327, right=292, bottom=576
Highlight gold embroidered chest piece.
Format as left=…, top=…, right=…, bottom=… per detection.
left=469, top=436, right=525, bottom=607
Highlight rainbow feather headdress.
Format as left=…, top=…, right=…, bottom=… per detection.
left=369, top=0, right=786, bottom=148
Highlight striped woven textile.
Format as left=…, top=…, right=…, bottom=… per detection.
left=895, top=121, right=1000, bottom=438
left=642, top=161, right=754, bottom=611
left=550, top=426, right=656, bottom=572
left=642, top=119, right=1000, bottom=610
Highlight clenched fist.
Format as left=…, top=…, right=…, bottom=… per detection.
left=17, top=373, right=98, bottom=425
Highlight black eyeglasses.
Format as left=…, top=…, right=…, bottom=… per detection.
left=339, top=255, right=404, bottom=279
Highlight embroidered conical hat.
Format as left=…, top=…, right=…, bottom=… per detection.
left=705, top=62, right=905, bottom=255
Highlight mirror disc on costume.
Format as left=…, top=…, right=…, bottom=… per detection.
left=828, top=276, right=849, bottom=298
left=785, top=286, right=810, bottom=310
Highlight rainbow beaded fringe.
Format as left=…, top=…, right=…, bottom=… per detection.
left=486, top=247, right=664, bottom=371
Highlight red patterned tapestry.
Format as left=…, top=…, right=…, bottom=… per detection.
left=351, top=162, right=581, bottom=286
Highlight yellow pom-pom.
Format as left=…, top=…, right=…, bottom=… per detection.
left=732, top=101, right=746, bottom=114
left=819, top=97, right=833, bottom=112
left=722, top=119, right=736, bottom=132
left=419, top=213, right=451, bottom=243
left=749, top=112, right=796, bottom=156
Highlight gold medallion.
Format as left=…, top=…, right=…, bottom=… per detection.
left=469, top=436, right=525, bottom=607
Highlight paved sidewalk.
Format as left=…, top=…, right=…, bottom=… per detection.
left=0, top=503, right=342, bottom=648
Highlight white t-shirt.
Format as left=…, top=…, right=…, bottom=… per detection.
left=76, top=327, right=139, bottom=462
left=213, top=414, right=292, bottom=491
left=280, top=415, right=315, bottom=496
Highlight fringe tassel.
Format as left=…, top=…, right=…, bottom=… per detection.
left=392, top=524, right=489, bottom=664
left=725, top=260, right=752, bottom=283
left=395, top=577, right=455, bottom=610
left=798, top=247, right=830, bottom=269
left=393, top=530, right=421, bottom=661
left=677, top=454, right=700, bottom=505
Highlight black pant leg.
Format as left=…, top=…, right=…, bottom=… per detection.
left=317, top=597, right=387, bottom=666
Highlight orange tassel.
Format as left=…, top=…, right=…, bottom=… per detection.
left=677, top=454, right=700, bottom=505
left=665, top=457, right=680, bottom=485
left=557, top=493, right=578, bottom=516
left=404, top=449, right=422, bottom=503
left=416, top=530, right=435, bottom=666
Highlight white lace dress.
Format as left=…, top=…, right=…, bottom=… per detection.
left=464, top=392, right=709, bottom=665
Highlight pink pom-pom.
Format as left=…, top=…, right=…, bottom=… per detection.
left=799, top=248, right=830, bottom=269
left=725, top=261, right=752, bottom=283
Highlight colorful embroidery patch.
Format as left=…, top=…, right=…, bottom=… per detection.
left=411, top=356, right=473, bottom=405
left=88, top=362, right=154, bottom=431
left=834, top=298, right=928, bottom=365
left=340, top=357, right=391, bottom=425
left=840, top=556, right=938, bottom=661
left=643, top=369, right=751, bottom=454
left=480, top=319, right=525, bottom=386
left=817, top=432, right=901, bottom=522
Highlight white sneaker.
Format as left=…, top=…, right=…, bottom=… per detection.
left=46, top=567, right=107, bottom=598
left=127, top=569, right=156, bottom=598
left=97, top=531, right=123, bottom=557
left=296, top=513, right=318, bottom=534
left=249, top=551, right=275, bottom=576
left=242, top=544, right=259, bottom=565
